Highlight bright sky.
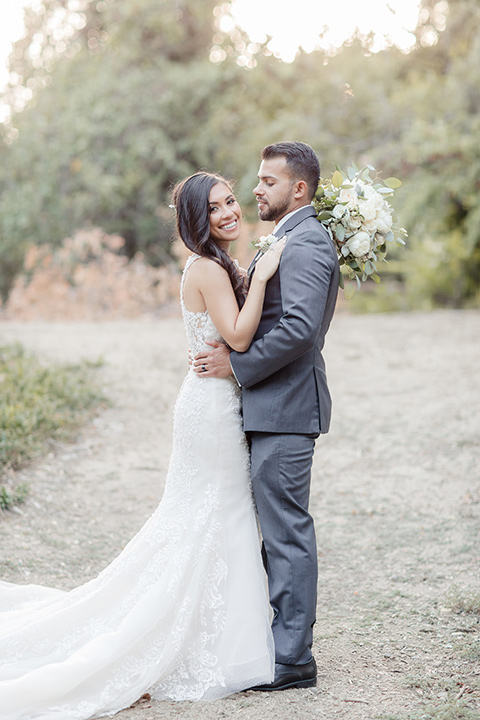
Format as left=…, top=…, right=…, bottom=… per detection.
left=227, top=0, right=421, bottom=61
left=0, top=0, right=422, bottom=92
left=0, top=0, right=28, bottom=88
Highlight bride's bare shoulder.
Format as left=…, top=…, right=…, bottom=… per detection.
left=186, top=256, right=229, bottom=279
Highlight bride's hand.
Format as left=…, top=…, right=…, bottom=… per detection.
left=253, top=236, right=287, bottom=283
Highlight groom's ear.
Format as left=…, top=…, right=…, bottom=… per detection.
left=293, top=180, right=309, bottom=200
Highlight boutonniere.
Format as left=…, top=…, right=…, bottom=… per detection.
left=249, top=233, right=284, bottom=254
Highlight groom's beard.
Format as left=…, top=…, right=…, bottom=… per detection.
left=258, top=192, right=293, bottom=223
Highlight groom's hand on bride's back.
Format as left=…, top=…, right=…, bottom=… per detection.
left=193, top=340, right=233, bottom=378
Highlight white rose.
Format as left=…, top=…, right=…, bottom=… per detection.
left=348, top=231, right=371, bottom=258
left=339, top=187, right=357, bottom=204
left=361, top=218, right=377, bottom=234
left=346, top=214, right=362, bottom=231
left=359, top=198, right=376, bottom=221
left=375, top=208, right=393, bottom=235
left=372, top=190, right=386, bottom=209
left=333, top=203, right=347, bottom=219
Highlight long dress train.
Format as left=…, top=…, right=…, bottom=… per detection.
left=0, top=254, right=274, bottom=719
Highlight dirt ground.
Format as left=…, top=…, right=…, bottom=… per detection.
left=0, top=309, right=479, bottom=720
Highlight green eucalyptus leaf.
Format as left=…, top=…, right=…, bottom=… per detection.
left=317, top=211, right=332, bottom=221
left=332, top=170, right=344, bottom=188
left=384, top=177, right=402, bottom=189
left=344, top=282, right=355, bottom=299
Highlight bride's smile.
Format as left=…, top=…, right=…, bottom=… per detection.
left=208, top=182, right=242, bottom=248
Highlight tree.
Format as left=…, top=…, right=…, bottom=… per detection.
left=2, top=0, right=480, bottom=309
left=389, top=0, right=480, bottom=306
left=0, top=0, right=241, bottom=297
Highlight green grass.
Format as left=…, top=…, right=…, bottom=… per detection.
left=0, top=482, right=29, bottom=511
left=0, top=343, right=106, bottom=510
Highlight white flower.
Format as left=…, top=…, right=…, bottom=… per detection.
left=375, top=208, right=393, bottom=235
left=361, top=218, right=377, bottom=234
left=348, top=231, right=371, bottom=258
left=333, top=204, right=347, bottom=220
left=362, top=184, right=376, bottom=200
left=254, top=233, right=277, bottom=253
left=339, top=187, right=357, bottom=204
left=358, top=198, right=376, bottom=222
left=346, top=214, right=362, bottom=231
left=373, top=193, right=386, bottom=210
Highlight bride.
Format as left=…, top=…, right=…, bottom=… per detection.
left=0, top=172, right=285, bottom=719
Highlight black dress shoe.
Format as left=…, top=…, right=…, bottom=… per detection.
left=250, top=657, right=317, bottom=691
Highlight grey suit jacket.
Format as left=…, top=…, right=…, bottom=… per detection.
left=230, top=205, right=339, bottom=435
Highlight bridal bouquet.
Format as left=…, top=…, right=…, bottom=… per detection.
left=313, top=165, right=407, bottom=295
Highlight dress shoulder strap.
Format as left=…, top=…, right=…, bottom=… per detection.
left=183, top=253, right=200, bottom=272
left=180, top=254, right=201, bottom=308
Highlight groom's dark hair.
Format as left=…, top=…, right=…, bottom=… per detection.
left=262, top=141, right=320, bottom=201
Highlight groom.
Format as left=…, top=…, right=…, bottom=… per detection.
left=194, top=141, right=338, bottom=690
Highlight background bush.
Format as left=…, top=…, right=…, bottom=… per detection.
left=0, top=0, right=479, bottom=311
left=0, top=343, right=106, bottom=510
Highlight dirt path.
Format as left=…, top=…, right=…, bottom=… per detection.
left=1, top=310, right=479, bottom=720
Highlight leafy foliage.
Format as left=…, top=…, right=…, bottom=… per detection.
left=0, top=0, right=230, bottom=297
left=0, top=0, right=479, bottom=309
left=0, top=482, right=28, bottom=512
left=0, top=343, right=106, bottom=489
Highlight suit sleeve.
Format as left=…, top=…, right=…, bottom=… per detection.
left=230, top=224, right=337, bottom=388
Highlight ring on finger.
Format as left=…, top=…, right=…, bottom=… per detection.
left=202, top=364, right=206, bottom=373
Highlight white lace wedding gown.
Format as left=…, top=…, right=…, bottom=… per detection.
left=0, top=254, right=274, bottom=720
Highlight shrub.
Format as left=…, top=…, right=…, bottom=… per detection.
left=0, top=343, right=106, bottom=510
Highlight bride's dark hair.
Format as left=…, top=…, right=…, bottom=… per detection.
left=172, top=172, right=247, bottom=308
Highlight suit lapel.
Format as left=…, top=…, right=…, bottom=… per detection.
left=279, top=204, right=316, bottom=233
left=247, top=205, right=316, bottom=278
left=247, top=250, right=263, bottom=278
